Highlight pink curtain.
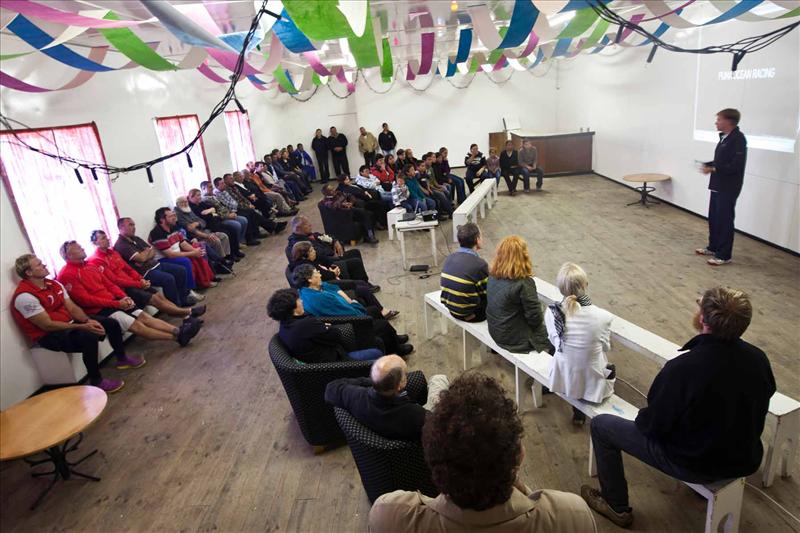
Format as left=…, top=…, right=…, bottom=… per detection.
left=223, top=110, right=256, bottom=171
left=0, top=124, right=120, bottom=272
left=154, top=115, right=210, bottom=202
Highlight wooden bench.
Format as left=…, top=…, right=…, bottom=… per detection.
left=424, top=288, right=747, bottom=532
left=533, top=275, right=800, bottom=488
left=451, top=179, right=497, bottom=242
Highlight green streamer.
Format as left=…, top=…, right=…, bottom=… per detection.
left=347, top=24, right=380, bottom=67
left=468, top=57, right=480, bottom=73
left=380, top=38, right=393, bottom=82
left=488, top=27, right=509, bottom=64
left=282, top=0, right=358, bottom=40
left=312, top=72, right=322, bottom=86
left=99, top=12, right=176, bottom=71
left=274, top=67, right=298, bottom=94
left=558, top=8, right=600, bottom=39
left=579, top=18, right=611, bottom=50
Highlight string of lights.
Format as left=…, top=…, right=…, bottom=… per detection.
left=0, top=0, right=278, bottom=183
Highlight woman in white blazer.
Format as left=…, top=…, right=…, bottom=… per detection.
left=544, top=262, right=615, bottom=424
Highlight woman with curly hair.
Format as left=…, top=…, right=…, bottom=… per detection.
left=486, top=236, right=552, bottom=354
left=368, top=372, right=595, bottom=531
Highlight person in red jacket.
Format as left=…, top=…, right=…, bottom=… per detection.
left=57, top=241, right=199, bottom=347
left=87, top=230, right=206, bottom=321
left=11, top=254, right=137, bottom=393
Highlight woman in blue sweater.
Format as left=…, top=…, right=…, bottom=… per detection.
left=293, top=264, right=413, bottom=356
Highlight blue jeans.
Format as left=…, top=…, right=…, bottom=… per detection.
left=448, top=174, right=466, bottom=204
left=144, top=263, right=188, bottom=306
left=591, top=414, right=719, bottom=512
left=347, top=348, right=383, bottom=361
left=520, top=166, right=544, bottom=189
left=159, top=257, right=195, bottom=291
left=408, top=197, right=436, bottom=212
left=222, top=218, right=246, bottom=244
left=465, top=167, right=481, bottom=193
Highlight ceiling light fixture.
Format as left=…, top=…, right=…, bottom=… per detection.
left=450, top=1, right=458, bottom=13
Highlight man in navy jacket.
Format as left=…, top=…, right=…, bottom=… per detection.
left=696, top=108, right=747, bottom=266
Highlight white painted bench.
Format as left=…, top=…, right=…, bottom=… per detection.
left=424, top=288, right=746, bottom=533
left=29, top=303, right=159, bottom=385
left=451, top=179, right=497, bottom=242
left=386, top=206, right=406, bottom=241
left=533, top=275, right=800, bottom=488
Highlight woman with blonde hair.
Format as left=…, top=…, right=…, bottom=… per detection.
left=545, top=262, right=615, bottom=424
left=486, top=236, right=552, bottom=353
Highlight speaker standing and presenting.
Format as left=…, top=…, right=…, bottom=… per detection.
left=696, top=108, right=747, bottom=266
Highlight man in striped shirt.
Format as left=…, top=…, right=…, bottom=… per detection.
left=440, top=223, right=489, bottom=322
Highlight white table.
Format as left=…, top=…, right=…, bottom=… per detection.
left=395, top=218, right=438, bottom=270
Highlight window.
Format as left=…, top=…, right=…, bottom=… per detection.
left=154, top=115, right=210, bottom=202
left=223, top=110, right=256, bottom=171
left=0, top=123, right=119, bottom=272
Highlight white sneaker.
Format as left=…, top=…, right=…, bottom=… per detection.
left=707, top=257, right=732, bottom=266
left=695, top=248, right=715, bottom=256
left=189, top=289, right=206, bottom=301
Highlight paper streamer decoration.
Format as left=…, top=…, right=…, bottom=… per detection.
left=98, top=12, right=176, bottom=71
left=273, top=9, right=316, bottom=53
left=557, top=8, right=599, bottom=38
left=7, top=15, right=115, bottom=72
left=282, top=0, right=361, bottom=40
left=0, top=0, right=152, bottom=28
left=405, top=8, right=434, bottom=79
left=140, top=0, right=236, bottom=51
left=347, top=13, right=382, bottom=68
left=380, top=38, right=393, bottom=82
left=499, top=0, right=540, bottom=49
left=0, top=46, right=109, bottom=92
left=337, top=1, right=369, bottom=37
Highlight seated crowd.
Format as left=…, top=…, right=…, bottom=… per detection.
left=265, top=217, right=775, bottom=530
left=11, top=143, right=323, bottom=394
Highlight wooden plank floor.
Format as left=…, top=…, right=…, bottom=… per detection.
left=1, top=174, right=798, bottom=532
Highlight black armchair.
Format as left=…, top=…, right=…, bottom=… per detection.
left=318, top=204, right=362, bottom=244
left=333, top=371, right=438, bottom=503
left=267, top=317, right=378, bottom=450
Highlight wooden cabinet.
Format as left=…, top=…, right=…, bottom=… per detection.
left=510, top=131, right=594, bottom=175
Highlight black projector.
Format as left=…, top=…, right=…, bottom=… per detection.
left=421, top=210, right=438, bottom=222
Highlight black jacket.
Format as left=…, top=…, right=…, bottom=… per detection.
left=378, top=130, right=397, bottom=151
left=312, top=136, right=329, bottom=155
left=285, top=232, right=337, bottom=267
left=279, top=315, right=348, bottom=363
left=328, top=133, right=348, bottom=152
left=325, top=377, right=427, bottom=441
left=635, top=334, right=775, bottom=478
left=499, top=150, right=520, bottom=174
left=706, top=127, right=747, bottom=196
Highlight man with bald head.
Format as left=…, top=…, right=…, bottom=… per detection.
left=325, top=355, right=449, bottom=441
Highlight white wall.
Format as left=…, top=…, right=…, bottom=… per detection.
left=0, top=62, right=558, bottom=408
left=555, top=19, right=800, bottom=252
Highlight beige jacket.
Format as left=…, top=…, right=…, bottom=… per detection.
left=359, top=132, right=379, bottom=153
left=369, top=488, right=597, bottom=533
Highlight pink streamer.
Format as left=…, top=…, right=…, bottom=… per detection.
left=197, top=60, right=228, bottom=83
left=617, top=14, right=646, bottom=42
left=2, top=0, right=149, bottom=28
left=303, top=51, right=334, bottom=77
left=335, top=68, right=355, bottom=93
left=406, top=8, right=435, bottom=77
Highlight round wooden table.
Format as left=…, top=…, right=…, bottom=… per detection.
left=0, top=386, right=107, bottom=509
left=623, top=173, right=671, bottom=207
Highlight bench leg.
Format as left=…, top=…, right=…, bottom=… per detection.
left=424, top=302, right=433, bottom=340
left=589, top=435, right=598, bottom=477
left=763, top=411, right=799, bottom=487
left=531, top=382, right=543, bottom=408
left=398, top=231, right=407, bottom=270
left=479, top=199, right=485, bottom=218
left=704, top=478, right=744, bottom=533
left=462, top=329, right=482, bottom=370
left=515, top=366, right=521, bottom=411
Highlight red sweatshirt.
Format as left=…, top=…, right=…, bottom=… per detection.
left=88, top=247, right=143, bottom=289
left=57, top=260, right=126, bottom=315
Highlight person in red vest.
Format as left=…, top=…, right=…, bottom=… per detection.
left=11, top=254, right=138, bottom=393
left=57, top=241, right=199, bottom=347
left=87, top=229, right=206, bottom=322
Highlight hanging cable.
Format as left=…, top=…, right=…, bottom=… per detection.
left=0, top=0, right=279, bottom=178
left=586, top=0, right=799, bottom=70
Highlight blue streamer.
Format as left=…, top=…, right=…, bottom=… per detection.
left=591, top=35, right=610, bottom=54
left=552, top=38, right=573, bottom=58
left=6, top=16, right=114, bottom=72
left=528, top=48, right=545, bottom=69
left=273, top=9, right=315, bottom=53
left=637, top=21, right=671, bottom=46
left=498, top=0, right=539, bottom=49
left=455, top=28, right=472, bottom=63
left=705, top=0, right=764, bottom=24
left=445, top=60, right=457, bottom=77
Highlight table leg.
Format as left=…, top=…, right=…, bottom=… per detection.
left=23, top=433, right=101, bottom=510
left=398, top=231, right=407, bottom=270
left=626, top=182, right=660, bottom=207
left=430, top=228, right=438, bottom=267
